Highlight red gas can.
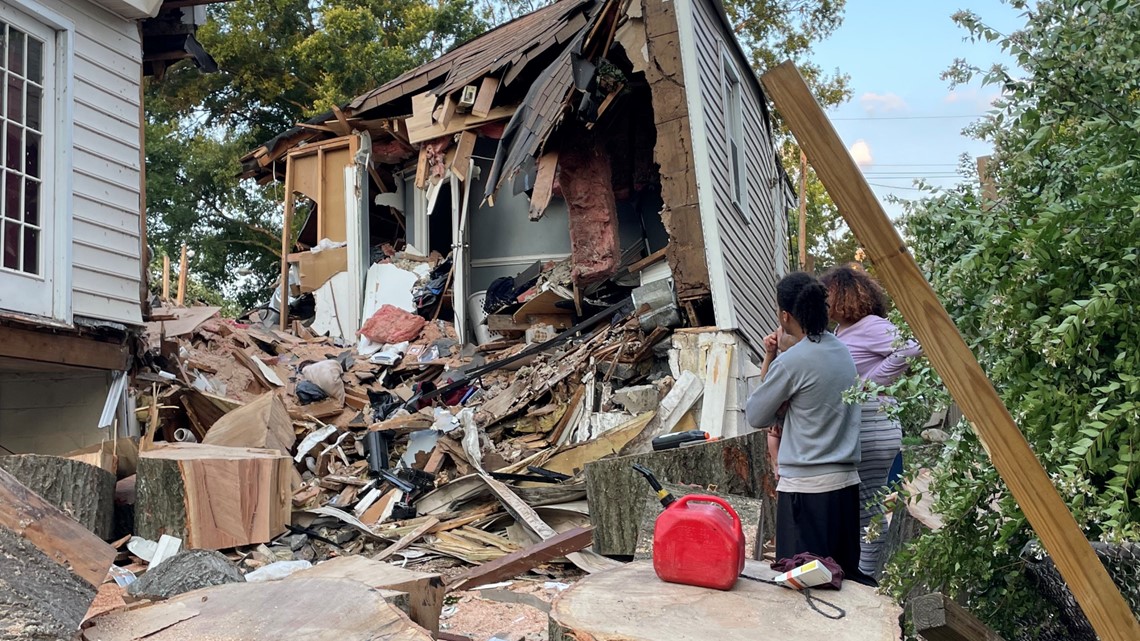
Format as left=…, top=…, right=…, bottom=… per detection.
left=651, top=494, right=746, bottom=591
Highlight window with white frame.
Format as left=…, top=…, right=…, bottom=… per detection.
left=0, top=1, right=60, bottom=320
left=721, top=52, right=746, bottom=219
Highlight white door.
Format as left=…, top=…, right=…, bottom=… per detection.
left=0, top=5, right=55, bottom=318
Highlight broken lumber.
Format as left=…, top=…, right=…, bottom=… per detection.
left=548, top=560, right=901, bottom=641
left=292, top=556, right=445, bottom=634
left=200, top=391, right=295, bottom=456
left=761, top=60, right=1140, bottom=641
left=585, top=430, right=774, bottom=557
left=449, top=525, right=594, bottom=592
left=0, top=467, right=117, bottom=639
left=909, top=593, right=1005, bottom=641
left=375, top=516, right=440, bottom=561
left=0, top=454, right=115, bottom=539
left=135, top=443, right=291, bottom=550
left=80, top=577, right=433, bottom=641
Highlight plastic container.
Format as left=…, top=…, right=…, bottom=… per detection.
left=651, top=494, right=746, bottom=591
left=467, top=290, right=503, bottom=345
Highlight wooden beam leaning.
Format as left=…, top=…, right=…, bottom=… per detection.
left=760, top=61, right=1140, bottom=641
left=910, top=593, right=1005, bottom=641
left=279, top=156, right=296, bottom=331
left=448, top=526, right=594, bottom=592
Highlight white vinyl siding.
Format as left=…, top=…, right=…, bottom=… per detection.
left=686, top=0, right=784, bottom=351
left=16, top=0, right=143, bottom=325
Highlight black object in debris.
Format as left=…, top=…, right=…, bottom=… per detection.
left=527, top=466, right=572, bottom=482
left=367, top=390, right=401, bottom=422
left=379, top=469, right=416, bottom=494
left=295, top=380, right=327, bottom=405
left=391, top=503, right=417, bottom=521
left=484, top=277, right=517, bottom=313
left=289, top=293, right=316, bottom=320
left=651, top=430, right=713, bottom=451
left=490, top=472, right=562, bottom=484
left=364, top=431, right=390, bottom=474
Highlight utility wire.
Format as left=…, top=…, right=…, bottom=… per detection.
left=830, top=114, right=985, bottom=121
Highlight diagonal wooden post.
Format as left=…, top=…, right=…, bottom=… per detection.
left=760, top=61, right=1140, bottom=641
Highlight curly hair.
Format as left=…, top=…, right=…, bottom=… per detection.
left=819, top=264, right=889, bottom=325
left=776, top=272, right=830, bottom=341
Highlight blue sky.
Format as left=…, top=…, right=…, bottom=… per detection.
left=809, top=0, right=1025, bottom=217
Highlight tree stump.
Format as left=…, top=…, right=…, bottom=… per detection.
left=136, top=443, right=291, bottom=549
left=585, top=430, right=775, bottom=556
left=0, top=454, right=115, bottom=539
left=549, top=560, right=902, bottom=641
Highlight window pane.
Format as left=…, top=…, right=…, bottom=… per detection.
left=4, top=170, right=17, bottom=220
left=25, top=131, right=38, bottom=178
left=23, top=177, right=37, bottom=225
left=26, top=84, right=39, bottom=130
left=6, top=73, right=22, bottom=123
left=3, top=220, right=17, bottom=269
left=22, top=225, right=36, bottom=274
left=6, top=122, right=21, bottom=170
left=26, top=37, right=41, bottom=85
left=8, top=28, right=24, bottom=77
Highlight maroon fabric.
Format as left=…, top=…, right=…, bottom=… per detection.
left=771, top=553, right=844, bottom=590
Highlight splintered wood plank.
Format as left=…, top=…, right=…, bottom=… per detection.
left=0, top=467, right=117, bottom=588
left=80, top=577, right=432, bottom=641
left=448, top=526, right=594, bottom=591
left=528, top=151, right=558, bottom=220
left=451, top=131, right=477, bottom=181
left=415, top=147, right=430, bottom=190
left=760, top=60, right=1140, bottom=641
left=375, top=517, right=441, bottom=561
left=471, top=76, right=499, bottom=118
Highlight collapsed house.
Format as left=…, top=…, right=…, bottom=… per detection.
left=0, top=0, right=221, bottom=455
left=240, top=0, right=794, bottom=438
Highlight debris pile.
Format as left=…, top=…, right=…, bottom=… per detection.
left=130, top=251, right=697, bottom=586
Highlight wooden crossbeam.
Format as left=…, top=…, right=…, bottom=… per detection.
left=760, top=60, right=1140, bottom=641
left=910, top=593, right=1005, bottom=641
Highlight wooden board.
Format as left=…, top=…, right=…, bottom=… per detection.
left=290, top=246, right=349, bottom=293
left=528, top=151, right=558, bottom=220
left=449, top=526, right=594, bottom=591
left=0, top=455, right=116, bottom=540
left=0, top=466, right=116, bottom=588
left=585, top=430, right=774, bottom=557
left=760, top=61, right=1140, bottom=641
left=541, top=412, right=654, bottom=477
left=548, top=560, right=901, bottom=641
left=407, top=105, right=515, bottom=144
left=80, top=577, right=432, bottom=641
left=0, top=323, right=129, bottom=371
left=292, top=556, right=445, bottom=634
left=910, top=593, right=1005, bottom=641
left=135, top=443, right=291, bottom=550
left=451, top=131, right=477, bottom=181
left=471, top=76, right=499, bottom=118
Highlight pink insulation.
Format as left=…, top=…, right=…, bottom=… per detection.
left=558, top=140, right=621, bottom=286
left=359, top=304, right=427, bottom=344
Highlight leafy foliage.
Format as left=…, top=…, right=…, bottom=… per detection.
left=145, top=0, right=488, bottom=310
left=886, top=1, right=1140, bottom=635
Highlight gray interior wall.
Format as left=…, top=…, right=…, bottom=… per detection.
left=0, top=369, right=110, bottom=455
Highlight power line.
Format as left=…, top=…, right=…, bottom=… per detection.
left=834, top=113, right=984, bottom=120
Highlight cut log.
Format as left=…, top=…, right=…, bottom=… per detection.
left=876, top=469, right=942, bottom=580
left=0, top=454, right=115, bottom=539
left=449, top=526, right=594, bottom=591
left=0, top=467, right=117, bottom=640
left=201, top=391, right=295, bottom=456
left=548, top=559, right=902, bottom=641
left=135, top=443, right=291, bottom=550
left=291, top=555, right=445, bottom=634
left=633, top=483, right=761, bottom=562
left=585, top=430, right=775, bottom=557
left=80, top=577, right=433, bottom=641
left=910, top=593, right=1005, bottom=641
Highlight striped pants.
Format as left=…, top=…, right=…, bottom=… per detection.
left=857, top=401, right=903, bottom=578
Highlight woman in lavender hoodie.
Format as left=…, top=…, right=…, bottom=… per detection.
left=819, top=265, right=923, bottom=579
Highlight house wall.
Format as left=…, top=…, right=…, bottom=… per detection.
left=0, top=368, right=111, bottom=454
left=676, top=0, right=786, bottom=351
left=17, top=0, right=144, bottom=326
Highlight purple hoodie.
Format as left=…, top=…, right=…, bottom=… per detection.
left=834, top=315, right=923, bottom=387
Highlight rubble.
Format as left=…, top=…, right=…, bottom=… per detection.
left=126, top=549, right=245, bottom=600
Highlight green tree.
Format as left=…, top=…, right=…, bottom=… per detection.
left=889, top=1, right=1140, bottom=635
left=146, top=0, right=487, bottom=311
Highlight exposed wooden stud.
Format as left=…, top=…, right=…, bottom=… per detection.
left=161, top=254, right=170, bottom=301
left=279, top=156, right=296, bottom=331
left=471, top=76, right=500, bottom=119
left=175, top=243, right=188, bottom=306
left=451, top=131, right=477, bottom=182
left=414, top=147, right=430, bottom=191
left=628, top=247, right=668, bottom=274
left=761, top=60, right=1140, bottom=641
left=528, top=151, right=558, bottom=220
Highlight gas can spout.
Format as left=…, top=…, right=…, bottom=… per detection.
left=632, top=463, right=676, bottom=508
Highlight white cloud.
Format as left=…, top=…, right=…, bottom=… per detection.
left=945, top=88, right=1000, bottom=110
left=860, top=92, right=908, bottom=114
left=944, top=88, right=972, bottom=104
left=849, top=139, right=873, bottom=168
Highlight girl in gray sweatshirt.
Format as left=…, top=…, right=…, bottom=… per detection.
left=745, top=272, right=867, bottom=584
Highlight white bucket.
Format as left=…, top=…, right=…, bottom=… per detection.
left=467, top=290, right=502, bottom=345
